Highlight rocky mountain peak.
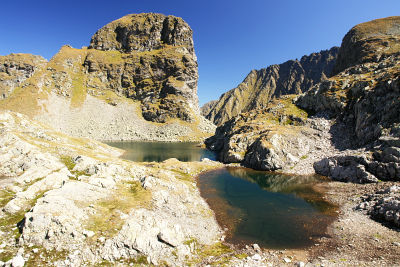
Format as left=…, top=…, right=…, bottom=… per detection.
left=333, top=16, right=400, bottom=75
left=89, top=13, right=195, bottom=56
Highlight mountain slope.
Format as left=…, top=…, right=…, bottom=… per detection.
left=205, top=47, right=338, bottom=125
left=0, top=13, right=214, bottom=141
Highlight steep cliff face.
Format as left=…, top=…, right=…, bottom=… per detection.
left=205, top=47, right=338, bottom=125
left=332, top=16, right=400, bottom=75
left=0, top=53, right=47, bottom=99
left=297, top=17, right=400, bottom=146
left=0, top=13, right=214, bottom=141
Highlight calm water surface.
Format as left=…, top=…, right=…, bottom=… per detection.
left=106, top=141, right=216, bottom=162
left=197, top=167, right=337, bottom=249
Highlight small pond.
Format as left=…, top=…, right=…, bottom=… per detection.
left=106, top=141, right=216, bottom=162
left=197, top=167, right=337, bottom=249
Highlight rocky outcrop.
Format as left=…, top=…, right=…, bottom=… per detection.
left=205, top=95, right=334, bottom=174
left=0, top=13, right=215, bottom=141
left=86, top=13, right=199, bottom=123
left=0, top=111, right=223, bottom=266
left=332, top=16, right=400, bottom=75
left=356, top=185, right=400, bottom=228
left=205, top=47, right=338, bottom=125
left=295, top=17, right=400, bottom=183
left=0, top=53, right=47, bottom=99
left=89, top=13, right=195, bottom=57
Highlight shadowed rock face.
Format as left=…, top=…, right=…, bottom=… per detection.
left=0, top=54, right=47, bottom=99
left=332, top=16, right=400, bottom=75
left=205, top=47, right=338, bottom=125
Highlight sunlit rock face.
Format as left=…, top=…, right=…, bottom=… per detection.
left=0, top=13, right=215, bottom=141
left=205, top=47, right=339, bottom=126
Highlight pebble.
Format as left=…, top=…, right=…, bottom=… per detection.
left=296, top=262, right=305, bottom=267
left=252, top=243, right=261, bottom=251
left=283, top=257, right=291, bottom=263
left=11, top=255, right=25, bottom=267
left=251, top=254, right=262, bottom=261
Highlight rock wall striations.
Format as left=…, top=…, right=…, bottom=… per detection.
left=204, top=47, right=339, bottom=125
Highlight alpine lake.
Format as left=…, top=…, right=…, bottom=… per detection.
left=106, top=141, right=337, bottom=249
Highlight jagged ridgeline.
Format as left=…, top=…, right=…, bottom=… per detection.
left=203, top=47, right=339, bottom=125
left=0, top=13, right=214, bottom=141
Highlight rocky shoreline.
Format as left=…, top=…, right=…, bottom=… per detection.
left=0, top=111, right=224, bottom=266
left=1, top=110, right=400, bottom=266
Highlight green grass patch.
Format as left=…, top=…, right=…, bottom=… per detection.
left=235, top=253, right=248, bottom=259
left=25, top=247, right=69, bottom=267
left=85, top=180, right=152, bottom=240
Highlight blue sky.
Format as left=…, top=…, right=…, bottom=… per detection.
left=1, top=0, right=399, bottom=105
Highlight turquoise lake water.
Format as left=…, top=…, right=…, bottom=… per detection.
left=106, top=142, right=336, bottom=248
left=197, top=167, right=336, bottom=249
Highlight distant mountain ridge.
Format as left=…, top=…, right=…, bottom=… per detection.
left=204, top=47, right=339, bottom=125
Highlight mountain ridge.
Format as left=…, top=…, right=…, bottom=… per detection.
left=204, top=47, right=339, bottom=125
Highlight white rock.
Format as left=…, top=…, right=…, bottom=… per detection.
left=11, top=255, right=25, bottom=267
left=83, top=230, right=95, bottom=238
left=283, top=257, right=292, bottom=263
left=251, top=253, right=262, bottom=261
left=252, top=243, right=261, bottom=251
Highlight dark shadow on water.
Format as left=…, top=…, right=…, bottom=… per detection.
left=106, top=141, right=217, bottom=162
left=197, top=167, right=337, bottom=249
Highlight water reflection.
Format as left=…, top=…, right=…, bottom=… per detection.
left=197, top=167, right=336, bottom=249
left=106, top=141, right=216, bottom=162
